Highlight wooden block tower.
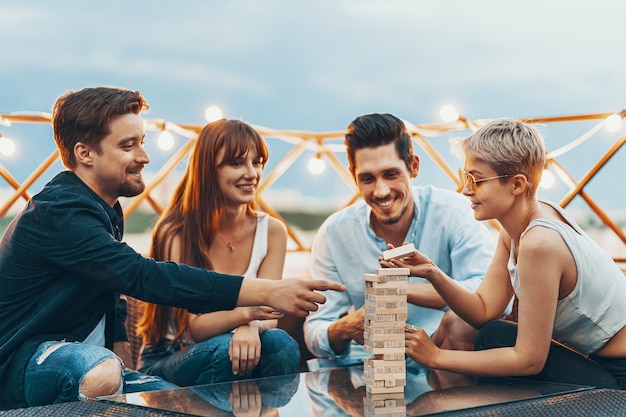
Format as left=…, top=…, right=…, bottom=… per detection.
left=362, top=267, right=409, bottom=417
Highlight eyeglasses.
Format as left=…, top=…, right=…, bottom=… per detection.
left=458, top=168, right=514, bottom=192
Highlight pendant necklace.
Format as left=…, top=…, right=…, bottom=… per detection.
left=217, top=233, right=235, bottom=253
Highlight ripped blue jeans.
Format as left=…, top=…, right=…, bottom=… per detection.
left=23, top=341, right=178, bottom=406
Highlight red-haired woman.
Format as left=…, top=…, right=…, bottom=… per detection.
left=137, top=119, right=299, bottom=385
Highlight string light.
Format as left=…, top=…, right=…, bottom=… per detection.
left=307, top=153, right=326, bottom=175
left=204, top=106, right=224, bottom=123
left=157, top=130, right=175, bottom=151
left=540, top=168, right=555, bottom=189
left=439, top=104, right=459, bottom=122
left=605, top=113, right=622, bottom=132
left=0, top=133, right=16, bottom=156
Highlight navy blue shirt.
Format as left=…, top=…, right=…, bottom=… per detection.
left=0, top=171, right=243, bottom=407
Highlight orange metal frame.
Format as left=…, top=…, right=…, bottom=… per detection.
left=0, top=111, right=624, bottom=270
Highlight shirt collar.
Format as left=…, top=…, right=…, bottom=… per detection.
left=61, top=171, right=124, bottom=240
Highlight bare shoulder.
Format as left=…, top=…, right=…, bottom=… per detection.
left=520, top=225, right=569, bottom=259
left=519, top=223, right=577, bottom=298
left=267, top=215, right=288, bottom=237
left=154, top=220, right=175, bottom=239
left=153, top=221, right=183, bottom=261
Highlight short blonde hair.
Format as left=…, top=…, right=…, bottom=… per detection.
left=454, top=118, right=546, bottom=197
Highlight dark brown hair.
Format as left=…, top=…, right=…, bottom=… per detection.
left=344, top=113, right=413, bottom=178
left=52, top=87, right=148, bottom=169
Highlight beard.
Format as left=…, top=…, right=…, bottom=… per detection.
left=118, top=178, right=145, bottom=198
left=373, top=204, right=408, bottom=226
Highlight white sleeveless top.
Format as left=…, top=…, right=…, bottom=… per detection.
left=161, top=213, right=269, bottom=341
left=243, top=213, right=269, bottom=278
left=508, top=200, right=626, bottom=354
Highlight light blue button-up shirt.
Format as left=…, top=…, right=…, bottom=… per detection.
left=304, top=185, right=495, bottom=360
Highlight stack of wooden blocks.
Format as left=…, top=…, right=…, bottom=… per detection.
left=362, top=266, right=409, bottom=417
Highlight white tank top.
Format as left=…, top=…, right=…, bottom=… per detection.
left=243, top=213, right=269, bottom=278
left=509, top=201, right=626, bottom=354
left=162, top=213, right=269, bottom=341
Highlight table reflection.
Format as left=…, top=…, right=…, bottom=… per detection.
left=99, top=365, right=591, bottom=417
left=306, top=365, right=577, bottom=416
left=103, top=373, right=299, bottom=417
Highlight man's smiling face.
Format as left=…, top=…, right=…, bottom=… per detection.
left=354, top=142, right=417, bottom=227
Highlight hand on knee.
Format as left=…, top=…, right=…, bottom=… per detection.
left=79, top=357, right=123, bottom=400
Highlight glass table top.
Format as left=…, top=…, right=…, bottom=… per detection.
left=99, top=365, right=592, bottom=416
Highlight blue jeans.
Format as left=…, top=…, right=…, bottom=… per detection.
left=139, top=329, right=300, bottom=386
left=23, top=341, right=178, bottom=406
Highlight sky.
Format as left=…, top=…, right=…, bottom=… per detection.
left=0, top=0, right=625, bottom=215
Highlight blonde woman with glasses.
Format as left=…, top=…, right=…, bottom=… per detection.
left=392, top=118, right=626, bottom=388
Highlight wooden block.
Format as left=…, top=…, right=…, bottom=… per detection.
left=364, top=340, right=405, bottom=350
left=364, top=299, right=406, bottom=309
left=363, top=273, right=378, bottom=282
left=366, top=294, right=407, bottom=301
left=363, top=377, right=406, bottom=388
left=364, top=363, right=406, bottom=374
left=364, top=336, right=404, bottom=346
left=364, top=331, right=405, bottom=340
left=364, top=411, right=406, bottom=417
left=364, top=272, right=407, bottom=283
left=364, top=410, right=406, bottom=417
left=364, top=306, right=407, bottom=315
left=363, top=332, right=405, bottom=343
left=363, top=397, right=406, bottom=408
left=366, top=385, right=405, bottom=394
left=364, top=358, right=406, bottom=368
left=369, top=281, right=408, bottom=290
left=364, top=318, right=406, bottom=328
left=364, top=312, right=408, bottom=322
left=363, top=331, right=405, bottom=342
left=366, top=286, right=408, bottom=296
left=364, top=364, right=406, bottom=373
left=363, top=404, right=407, bottom=415
left=366, top=294, right=408, bottom=307
left=365, top=392, right=405, bottom=401
left=364, top=312, right=396, bottom=322
left=382, top=244, right=416, bottom=261
left=364, top=365, right=407, bottom=375
left=363, top=370, right=407, bottom=381
left=364, top=345, right=404, bottom=354
left=380, top=352, right=405, bottom=361
left=375, top=267, right=410, bottom=276
left=369, top=275, right=408, bottom=284
left=364, top=403, right=407, bottom=416
left=364, top=326, right=405, bottom=335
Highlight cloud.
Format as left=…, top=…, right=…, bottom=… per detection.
left=1, top=0, right=625, bottom=212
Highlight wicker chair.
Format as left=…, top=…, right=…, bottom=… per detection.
left=124, top=296, right=147, bottom=369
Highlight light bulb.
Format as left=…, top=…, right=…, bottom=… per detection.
left=0, top=135, right=16, bottom=156
left=439, top=105, right=459, bottom=122
left=307, top=156, right=326, bottom=175
left=605, top=114, right=622, bottom=132
left=157, top=130, right=175, bottom=151
left=204, top=106, right=224, bottom=123
left=539, top=169, right=555, bottom=189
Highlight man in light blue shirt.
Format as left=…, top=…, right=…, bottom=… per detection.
left=304, top=113, right=496, bottom=365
